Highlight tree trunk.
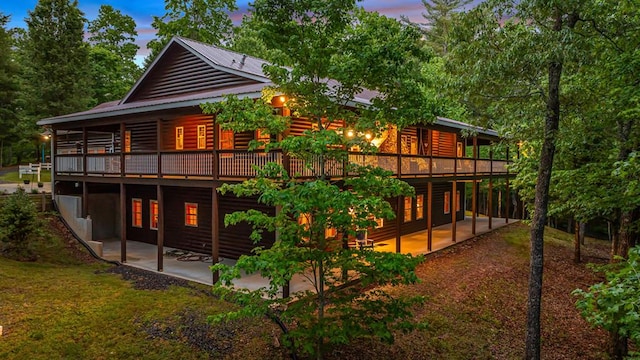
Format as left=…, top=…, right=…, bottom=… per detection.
left=573, top=220, right=580, bottom=263
left=609, top=330, right=628, bottom=360
left=579, top=222, right=586, bottom=245
left=525, top=26, right=564, bottom=359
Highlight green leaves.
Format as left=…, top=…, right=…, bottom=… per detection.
left=0, top=188, right=44, bottom=260
left=573, top=246, right=640, bottom=348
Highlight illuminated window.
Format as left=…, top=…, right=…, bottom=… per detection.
left=416, top=194, right=424, bottom=220
left=444, top=191, right=451, bottom=214
left=150, top=200, right=158, bottom=230
left=197, top=125, right=206, bottom=149
left=185, top=203, right=198, bottom=227
left=456, top=190, right=461, bottom=212
left=404, top=196, right=412, bottom=222
left=124, top=130, right=131, bottom=153
left=219, top=128, right=234, bottom=149
left=256, top=128, right=271, bottom=147
left=132, top=198, right=142, bottom=228
left=176, top=126, right=184, bottom=150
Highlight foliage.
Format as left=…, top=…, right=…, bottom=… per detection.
left=0, top=188, right=44, bottom=260
left=203, top=2, right=437, bottom=358
left=22, top=0, right=92, bottom=121
left=145, top=0, right=237, bottom=66
left=0, top=12, right=20, bottom=166
left=573, top=246, right=640, bottom=357
left=420, top=0, right=472, bottom=56
left=87, top=4, right=140, bottom=105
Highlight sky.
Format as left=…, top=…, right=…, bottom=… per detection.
left=0, top=0, right=462, bottom=63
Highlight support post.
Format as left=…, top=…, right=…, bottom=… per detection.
left=395, top=127, right=402, bottom=253
left=82, top=127, right=87, bottom=176
left=427, top=182, right=433, bottom=252
left=212, top=184, right=220, bottom=284
left=488, top=148, right=493, bottom=230
left=472, top=136, right=477, bottom=235
left=505, top=146, right=510, bottom=224
left=452, top=181, right=457, bottom=242
left=157, top=185, right=164, bottom=272
left=120, top=183, right=126, bottom=263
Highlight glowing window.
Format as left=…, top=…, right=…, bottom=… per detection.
left=176, top=126, right=184, bottom=150
left=219, top=128, right=234, bottom=149
left=416, top=194, right=424, bottom=220
left=197, top=125, right=206, bottom=149
left=124, top=130, right=131, bottom=153
left=185, top=203, right=198, bottom=227
left=132, top=198, right=142, bottom=228
left=256, top=128, right=271, bottom=147
left=404, top=196, right=412, bottom=222
left=150, top=200, right=158, bottom=230
left=444, top=191, right=451, bottom=214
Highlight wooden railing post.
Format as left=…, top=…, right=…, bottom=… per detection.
left=472, top=136, right=477, bottom=235
left=395, top=127, right=402, bottom=253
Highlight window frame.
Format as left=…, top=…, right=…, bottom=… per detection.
left=185, top=202, right=198, bottom=227
left=416, top=194, right=424, bottom=220
left=176, top=126, right=184, bottom=150
left=150, top=200, right=158, bottom=230
left=444, top=191, right=451, bottom=215
left=403, top=196, right=413, bottom=222
left=197, top=124, right=206, bottom=149
left=132, top=198, right=143, bottom=228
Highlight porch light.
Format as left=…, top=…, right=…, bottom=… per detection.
left=347, top=130, right=354, bottom=138
left=365, top=133, right=372, bottom=140
left=279, top=95, right=286, bottom=103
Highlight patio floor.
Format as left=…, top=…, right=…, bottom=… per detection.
left=102, top=216, right=517, bottom=296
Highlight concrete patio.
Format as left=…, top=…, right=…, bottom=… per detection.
left=101, top=216, right=517, bottom=296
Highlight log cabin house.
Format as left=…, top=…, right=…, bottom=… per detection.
left=38, top=37, right=514, bottom=278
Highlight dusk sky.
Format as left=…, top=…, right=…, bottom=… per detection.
left=0, top=1, right=474, bottom=62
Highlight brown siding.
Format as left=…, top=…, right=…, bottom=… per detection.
left=164, top=186, right=213, bottom=253
left=233, top=131, right=253, bottom=149
left=431, top=130, right=457, bottom=157
left=126, top=44, right=259, bottom=103
left=126, top=121, right=157, bottom=152
left=125, top=185, right=158, bottom=245
left=218, top=193, right=275, bottom=259
left=162, top=114, right=214, bottom=151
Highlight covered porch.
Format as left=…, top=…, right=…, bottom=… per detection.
left=101, top=216, right=517, bottom=295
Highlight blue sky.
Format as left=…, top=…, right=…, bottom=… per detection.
left=0, top=1, right=458, bottom=61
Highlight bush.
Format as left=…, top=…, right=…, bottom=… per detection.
left=0, top=189, right=44, bottom=260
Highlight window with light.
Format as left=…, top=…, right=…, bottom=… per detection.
left=185, top=203, right=198, bottom=227
left=150, top=200, right=158, bottom=230
left=132, top=198, right=142, bottom=228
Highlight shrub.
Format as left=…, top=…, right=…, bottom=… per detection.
left=0, top=189, right=44, bottom=260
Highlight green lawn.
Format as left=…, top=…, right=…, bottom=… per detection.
left=0, top=170, right=51, bottom=183
left=0, top=217, right=279, bottom=360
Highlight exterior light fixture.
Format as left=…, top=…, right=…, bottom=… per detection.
left=365, top=133, right=372, bottom=140
left=347, top=130, right=354, bottom=137
left=279, top=96, right=286, bottom=103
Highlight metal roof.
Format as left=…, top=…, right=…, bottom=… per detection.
left=37, top=36, right=500, bottom=138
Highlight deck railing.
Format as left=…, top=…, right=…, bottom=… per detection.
left=163, top=152, right=212, bottom=176
left=125, top=153, right=158, bottom=175
left=55, top=150, right=511, bottom=179
left=218, top=151, right=282, bottom=177
left=87, top=154, right=120, bottom=174
left=55, top=155, right=83, bottom=173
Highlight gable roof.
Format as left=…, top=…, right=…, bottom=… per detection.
left=121, top=37, right=271, bottom=104
left=38, top=36, right=500, bottom=138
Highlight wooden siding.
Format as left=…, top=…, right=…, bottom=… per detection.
left=162, top=114, right=214, bottom=150
left=125, top=44, right=259, bottom=103
left=431, top=130, right=457, bottom=157
left=431, top=182, right=465, bottom=227
left=126, top=121, right=157, bottom=152
left=125, top=185, right=158, bottom=245
left=163, top=186, right=213, bottom=253
left=218, top=193, right=275, bottom=259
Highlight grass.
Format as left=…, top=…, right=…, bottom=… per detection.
left=0, top=218, right=611, bottom=359
left=0, top=217, right=278, bottom=360
left=0, top=170, right=51, bottom=183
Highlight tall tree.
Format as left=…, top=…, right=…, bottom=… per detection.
left=0, top=13, right=20, bottom=167
left=204, top=2, right=435, bottom=359
left=23, top=0, right=91, bottom=121
left=145, top=0, right=237, bottom=65
left=421, top=0, right=472, bottom=55
left=448, top=1, right=586, bottom=358
left=87, top=5, right=140, bottom=105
